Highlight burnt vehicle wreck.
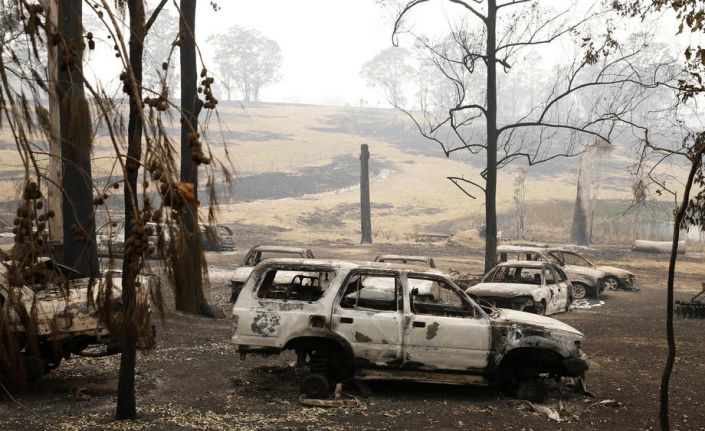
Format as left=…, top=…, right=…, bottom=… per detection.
left=497, top=245, right=607, bottom=299
left=97, top=221, right=235, bottom=257
left=231, top=259, right=588, bottom=399
left=228, top=245, right=315, bottom=303
left=466, top=261, right=572, bottom=316
left=0, top=259, right=154, bottom=382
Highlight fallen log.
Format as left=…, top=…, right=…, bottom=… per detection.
left=632, top=240, right=686, bottom=254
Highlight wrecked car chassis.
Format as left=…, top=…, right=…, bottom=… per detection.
left=231, top=259, right=588, bottom=398
left=1, top=272, right=155, bottom=381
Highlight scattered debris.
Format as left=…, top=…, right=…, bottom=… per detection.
left=299, top=384, right=362, bottom=408
left=676, top=283, right=705, bottom=319
left=572, top=299, right=605, bottom=310
left=69, top=386, right=91, bottom=401
left=520, top=400, right=564, bottom=422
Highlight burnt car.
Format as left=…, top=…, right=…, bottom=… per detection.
left=231, top=259, right=588, bottom=399
left=547, top=248, right=636, bottom=292
left=374, top=254, right=436, bottom=268
left=466, top=261, right=572, bottom=315
left=496, top=245, right=607, bottom=300
left=0, top=260, right=154, bottom=381
left=228, top=245, right=315, bottom=303
left=97, top=221, right=235, bottom=256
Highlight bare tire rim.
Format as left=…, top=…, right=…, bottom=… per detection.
left=605, top=277, right=619, bottom=291
left=572, top=284, right=586, bottom=300
left=534, top=301, right=546, bottom=315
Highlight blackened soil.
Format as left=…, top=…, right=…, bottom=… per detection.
left=1, top=241, right=704, bottom=430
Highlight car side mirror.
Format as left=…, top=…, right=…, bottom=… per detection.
left=411, top=287, right=419, bottom=296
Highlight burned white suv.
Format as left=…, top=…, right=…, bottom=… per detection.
left=231, top=259, right=588, bottom=398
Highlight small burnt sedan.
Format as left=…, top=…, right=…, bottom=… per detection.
left=466, top=261, right=572, bottom=316
left=547, top=248, right=636, bottom=292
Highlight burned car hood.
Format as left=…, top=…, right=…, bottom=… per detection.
left=595, top=266, right=633, bottom=278
left=467, top=282, right=539, bottom=298
left=231, top=266, right=255, bottom=283
left=494, top=308, right=583, bottom=337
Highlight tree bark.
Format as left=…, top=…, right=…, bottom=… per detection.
left=175, top=0, right=214, bottom=316
left=659, top=147, right=704, bottom=431
left=40, top=0, right=63, bottom=248
left=360, top=144, right=372, bottom=244
left=484, top=1, right=498, bottom=273
left=570, top=163, right=590, bottom=245
left=115, top=0, right=145, bottom=420
left=57, top=0, right=97, bottom=278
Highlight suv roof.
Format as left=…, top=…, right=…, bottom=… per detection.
left=496, top=245, right=549, bottom=253
left=251, top=245, right=311, bottom=253
left=495, top=260, right=550, bottom=269
left=253, top=258, right=444, bottom=274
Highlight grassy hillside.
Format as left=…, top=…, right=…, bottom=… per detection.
left=0, top=101, right=682, bottom=244
left=203, top=102, right=675, bottom=245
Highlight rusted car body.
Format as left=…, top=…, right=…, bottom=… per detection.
left=1, top=267, right=154, bottom=380
left=231, top=259, right=588, bottom=397
left=496, top=245, right=607, bottom=299
left=466, top=261, right=572, bottom=315
left=228, top=245, right=315, bottom=303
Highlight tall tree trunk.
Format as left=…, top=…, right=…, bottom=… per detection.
left=570, top=162, right=589, bottom=245
left=659, top=147, right=703, bottom=430
left=175, top=0, right=214, bottom=316
left=484, top=1, right=498, bottom=273
left=589, top=201, right=596, bottom=243
left=116, top=0, right=145, bottom=420
left=40, top=0, right=63, bottom=248
left=57, top=0, right=97, bottom=278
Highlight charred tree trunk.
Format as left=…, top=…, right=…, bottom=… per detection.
left=175, top=0, right=214, bottom=316
left=570, top=164, right=589, bottom=245
left=660, top=145, right=704, bottom=430
left=57, top=0, right=97, bottom=277
left=115, top=0, right=145, bottom=420
left=40, top=0, right=63, bottom=248
left=360, top=144, right=372, bottom=244
left=484, top=1, right=498, bottom=273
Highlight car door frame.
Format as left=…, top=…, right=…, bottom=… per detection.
left=400, top=271, right=492, bottom=372
left=543, top=264, right=569, bottom=314
left=330, top=268, right=404, bottom=367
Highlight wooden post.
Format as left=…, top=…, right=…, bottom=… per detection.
left=360, top=144, right=372, bottom=244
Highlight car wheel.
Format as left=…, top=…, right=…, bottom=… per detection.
left=604, top=276, right=619, bottom=291
left=533, top=300, right=546, bottom=316
left=515, top=379, right=547, bottom=403
left=571, top=283, right=587, bottom=300
left=301, top=373, right=330, bottom=399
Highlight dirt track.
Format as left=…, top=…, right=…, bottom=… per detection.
left=1, top=241, right=704, bottom=430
